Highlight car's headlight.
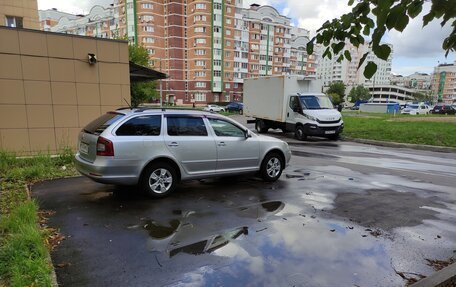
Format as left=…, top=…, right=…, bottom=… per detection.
left=304, top=113, right=317, bottom=121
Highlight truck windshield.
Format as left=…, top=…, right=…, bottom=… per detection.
left=300, top=96, right=334, bottom=110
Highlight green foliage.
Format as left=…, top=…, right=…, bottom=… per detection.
left=0, top=201, right=52, bottom=287
left=342, top=113, right=456, bottom=147
left=128, top=44, right=159, bottom=107
left=349, top=85, right=372, bottom=103
left=414, top=91, right=434, bottom=102
left=326, top=81, right=346, bottom=100
left=307, top=0, right=456, bottom=78
left=328, top=93, right=343, bottom=105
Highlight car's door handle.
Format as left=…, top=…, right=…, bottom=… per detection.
left=218, top=142, right=226, bottom=147
left=168, top=142, right=179, bottom=147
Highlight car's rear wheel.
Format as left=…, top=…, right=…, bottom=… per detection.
left=141, top=162, right=177, bottom=198
left=260, top=152, right=284, bottom=182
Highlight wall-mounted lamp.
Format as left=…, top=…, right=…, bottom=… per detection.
left=88, top=53, right=97, bottom=65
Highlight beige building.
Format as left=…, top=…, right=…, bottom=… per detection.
left=1, top=0, right=40, bottom=29
left=0, top=26, right=130, bottom=154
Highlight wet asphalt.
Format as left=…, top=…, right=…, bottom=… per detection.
left=32, top=126, right=456, bottom=287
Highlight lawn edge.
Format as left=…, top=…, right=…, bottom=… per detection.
left=344, top=137, right=456, bottom=153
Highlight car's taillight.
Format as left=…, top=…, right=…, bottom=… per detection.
left=96, top=137, right=114, bottom=156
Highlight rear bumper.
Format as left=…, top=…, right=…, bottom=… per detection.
left=74, top=153, right=139, bottom=185
left=303, top=123, right=344, bottom=136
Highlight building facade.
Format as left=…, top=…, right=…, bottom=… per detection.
left=0, top=26, right=130, bottom=154
left=367, top=85, right=415, bottom=105
left=1, top=0, right=40, bottom=30
left=41, top=1, right=314, bottom=104
left=317, top=42, right=393, bottom=88
left=432, top=62, right=456, bottom=103
left=390, top=72, right=432, bottom=90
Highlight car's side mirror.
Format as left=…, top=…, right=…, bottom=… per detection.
left=337, top=105, right=343, bottom=112
left=245, top=130, right=252, bottom=139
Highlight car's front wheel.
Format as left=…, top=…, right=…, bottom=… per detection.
left=141, top=162, right=177, bottom=198
left=260, top=152, right=284, bottom=182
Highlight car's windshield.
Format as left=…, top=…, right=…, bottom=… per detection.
left=407, top=105, right=419, bottom=109
left=299, top=95, right=334, bottom=110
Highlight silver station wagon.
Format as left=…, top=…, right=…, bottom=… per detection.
left=75, top=108, right=291, bottom=197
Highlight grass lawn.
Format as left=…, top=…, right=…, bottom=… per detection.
left=0, top=150, right=78, bottom=287
left=342, top=112, right=456, bottom=147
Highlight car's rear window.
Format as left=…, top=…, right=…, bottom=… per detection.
left=83, top=112, right=124, bottom=135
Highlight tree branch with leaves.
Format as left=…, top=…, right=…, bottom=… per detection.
left=307, top=0, right=456, bottom=79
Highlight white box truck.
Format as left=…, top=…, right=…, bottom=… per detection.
left=244, top=75, right=343, bottom=140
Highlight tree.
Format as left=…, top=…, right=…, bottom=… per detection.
left=307, top=0, right=456, bottom=79
left=348, top=85, right=371, bottom=103
left=328, top=93, right=344, bottom=105
left=128, top=44, right=159, bottom=107
left=326, top=81, right=346, bottom=100
left=414, top=91, right=434, bottom=103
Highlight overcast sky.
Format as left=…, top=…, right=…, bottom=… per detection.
left=38, top=0, right=455, bottom=76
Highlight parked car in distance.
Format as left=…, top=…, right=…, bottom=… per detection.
left=431, top=104, right=456, bottom=115
left=225, top=102, right=244, bottom=114
left=203, top=104, right=225, bottom=112
left=75, top=109, right=291, bottom=198
left=401, top=104, right=430, bottom=115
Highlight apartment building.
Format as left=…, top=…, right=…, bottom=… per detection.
left=317, top=42, right=393, bottom=87
left=1, top=0, right=40, bottom=30
left=39, top=8, right=81, bottom=32
left=432, top=62, right=456, bottom=103
left=41, top=1, right=313, bottom=104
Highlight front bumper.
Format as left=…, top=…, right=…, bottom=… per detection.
left=303, top=123, right=344, bottom=136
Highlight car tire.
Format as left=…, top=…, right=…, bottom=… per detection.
left=260, top=152, right=284, bottom=182
left=255, top=120, right=269, bottom=133
left=210, top=109, right=213, bottom=112
left=141, top=162, right=178, bottom=198
left=295, top=125, right=307, bottom=141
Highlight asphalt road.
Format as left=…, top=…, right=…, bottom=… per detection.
left=32, top=135, right=456, bottom=287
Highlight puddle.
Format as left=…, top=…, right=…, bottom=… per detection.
left=292, top=150, right=339, bottom=159
left=331, top=189, right=446, bottom=230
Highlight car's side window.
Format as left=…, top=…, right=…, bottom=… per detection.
left=208, top=118, right=245, bottom=137
left=167, top=116, right=208, bottom=136
left=116, top=115, right=161, bottom=136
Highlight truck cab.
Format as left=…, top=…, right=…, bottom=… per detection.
left=287, top=93, right=343, bottom=140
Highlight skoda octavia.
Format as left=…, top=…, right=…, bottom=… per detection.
left=75, top=108, right=291, bottom=197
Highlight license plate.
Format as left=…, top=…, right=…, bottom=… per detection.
left=325, top=130, right=336, bottom=134
left=80, top=142, right=89, bottom=154
left=435, top=110, right=440, bottom=112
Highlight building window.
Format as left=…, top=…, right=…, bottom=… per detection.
left=226, top=29, right=231, bottom=36
left=213, top=60, right=222, bottom=66
left=234, top=83, right=238, bottom=88
left=142, top=37, right=155, bottom=43
left=147, top=49, right=155, bottom=55
left=194, top=93, right=206, bottom=102
left=213, top=3, right=222, bottom=10
left=194, top=49, right=206, bottom=55
left=5, top=16, right=23, bottom=28
left=194, top=15, right=207, bottom=22
left=195, top=38, right=206, bottom=44
left=194, top=27, right=206, bottom=33
left=195, top=71, right=206, bottom=77
left=195, top=3, right=206, bottom=9
left=141, top=15, right=154, bottom=22
left=143, top=26, right=154, bottom=32
left=195, top=60, right=206, bottom=66
left=195, top=82, right=206, bottom=88
left=142, top=3, right=153, bottom=9
left=214, top=70, right=221, bottom=77
left=225, top=83, right=230, bottom=89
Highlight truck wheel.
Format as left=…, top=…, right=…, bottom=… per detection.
left=260, top=152, right=284, bottom=182
left=255, top=120, right=269, bottom=133
left=295, top=125, right=307, bottom=141
left=141, top=162, right=177, bottom=198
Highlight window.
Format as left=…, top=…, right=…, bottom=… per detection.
left=195, top=3, right=206, bottom=9
left=214, top=70, right=221, bottom=77
left=84, top=113, right=124, bottom=135
left=167, top=117, right=207, bottom=136
left=142, top=3, right=153, bottom=9
left=214, top=60, right=221, bottom=66
left=194, top=27, right=206, bottom=33
left=195, top=60, right=205, bottom=66
left=196, top=38, right=206, bottom=44
left=194, top=15, right=207, bottom=22
left=195, top=82, right=206, bottom=88
left=194, top=93, right=206, bottom=101
left=142, top=37, right=155, bottom=43
left=209, top=118, right=245, bottom=137
left=194, top=49, right=206, bottom=55
left=143, top=26, right=154, bottom=32
left=5, top=16, right=23, bottom=28
left=225, top=83, right=230, bottom=89
left=213, top=3, right=222, bottom=9
left=226, top=29, right=231, bottom=36
left=141, top=15, right=154, bottom=22
left=116, top=115, right=161, bottom=136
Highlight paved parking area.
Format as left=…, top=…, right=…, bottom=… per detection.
left=32, top=139, right=456, bottom=287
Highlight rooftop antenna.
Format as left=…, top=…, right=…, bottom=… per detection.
left=123, top=98, right=132, bottom=109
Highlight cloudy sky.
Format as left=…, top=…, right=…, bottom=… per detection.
left=38, top=0, right=455, bottom=76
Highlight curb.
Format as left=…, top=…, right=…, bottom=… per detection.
left=25, top=184, right=59, bottom=287
left=410, top=263, right=456, bottom=287
left=344, top=138, right=456, bottom=153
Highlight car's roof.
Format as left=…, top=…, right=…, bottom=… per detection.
left=115, top=107, right=219, bottom=115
